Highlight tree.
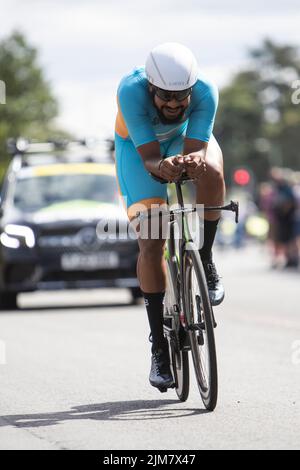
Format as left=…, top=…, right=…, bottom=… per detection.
left=0, top=31, right=66, bottom=180
left=252, top=40, right=300, bottom=171
left=215, top=39, right=300, bottom=184
left=215, top=70, right=267, bottom=183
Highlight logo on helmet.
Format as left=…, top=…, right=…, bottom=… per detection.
left=168, top=82, right=186, bottom=86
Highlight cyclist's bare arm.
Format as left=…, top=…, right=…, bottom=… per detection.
left=182, top=138, right=208, bottom=178
left=183, top=137, right=208, bottom=161
left=137, top=141, right=184, bottom=181
left=136, top=141, right=161, bottom=174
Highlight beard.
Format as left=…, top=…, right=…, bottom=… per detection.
left=156, top=106, right=186, bottom=124
left=151, top=93, right=186, bottom=125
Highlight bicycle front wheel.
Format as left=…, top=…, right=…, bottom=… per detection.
left=183, top=244, right=218, bottom=411
left=164, top=254, right=189, bottom=402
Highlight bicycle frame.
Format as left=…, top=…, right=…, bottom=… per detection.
left=175, top=182, right=194, bottom=327
left=167, top=179, right=239, bottom=328
left=139, top=178, right=239, bottom=329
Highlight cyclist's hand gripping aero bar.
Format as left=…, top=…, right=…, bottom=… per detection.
left=149, top=170, right=191, bottom=184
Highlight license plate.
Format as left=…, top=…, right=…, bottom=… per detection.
left=61, top=252, right=119, bottom=271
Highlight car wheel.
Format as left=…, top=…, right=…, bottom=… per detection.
left=130, top=287, right=143, bottom=305
left=0, top=292, right=18, bottom=310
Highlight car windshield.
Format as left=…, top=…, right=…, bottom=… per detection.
left=13, top=173, right=119, bottom=212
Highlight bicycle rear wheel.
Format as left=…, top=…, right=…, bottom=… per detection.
left=170, top=341, right=189, bottom=402
left=183, top=243, right=218, bottom=411
left=164, top=253, right=189, bottom=402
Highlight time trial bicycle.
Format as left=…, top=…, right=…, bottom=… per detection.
left=138, top=172, right=238, bottom=411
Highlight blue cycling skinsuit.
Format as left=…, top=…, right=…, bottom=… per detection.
left=115, top=66, right=219, bottom=220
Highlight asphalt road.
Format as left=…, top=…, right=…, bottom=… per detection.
left=0, top=244, right=299, bottom=450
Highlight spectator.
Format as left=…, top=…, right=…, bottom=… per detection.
left=292, top=172, right=300, bottom=258
left=259, top=181, right=281, bottom=267
left=270, top=168, right=298, bottom=268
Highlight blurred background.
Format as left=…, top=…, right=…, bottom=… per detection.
left=0, top=0, right=299, bottom=309
left=0, top=0, right=300, bottom=451
left=0, top=1, right=299, bottom=264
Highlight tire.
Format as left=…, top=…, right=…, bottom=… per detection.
left=0, top=292, right=18, bottom=310
left=183, top=243, right=218, bottom=411
left=170, top=344, right=189, bottom=402
left=164, top=253, right=189, bottom=402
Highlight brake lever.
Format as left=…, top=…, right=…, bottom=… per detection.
left=204, top=200, right=239, bottom=223
left=231, top=200, right=239, bottom=224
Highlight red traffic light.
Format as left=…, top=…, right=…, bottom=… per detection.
left=233, top=169, right=251, bottom=186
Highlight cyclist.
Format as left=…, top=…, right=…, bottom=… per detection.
left=115, top=43, right=225, bottom=391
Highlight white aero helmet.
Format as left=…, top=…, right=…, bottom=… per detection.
left=145, top=42, right=198, bottom=91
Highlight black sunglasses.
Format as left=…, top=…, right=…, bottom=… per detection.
left=153, top=86, right=192, bottom=102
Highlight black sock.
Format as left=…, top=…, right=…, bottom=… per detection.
left=200, top=218, right=220, bottom=262
left=142, top=291, right=166, bottom=353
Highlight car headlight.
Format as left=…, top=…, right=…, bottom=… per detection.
left=1, top=224, right=36, bottom=249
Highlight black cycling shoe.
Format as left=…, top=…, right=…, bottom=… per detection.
left=149, top=348, right=175, bottom=392
left=202, top=260, right=225, bottom=306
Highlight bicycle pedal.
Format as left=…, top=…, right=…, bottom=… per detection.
left=158, top=387, right=168, bottom=393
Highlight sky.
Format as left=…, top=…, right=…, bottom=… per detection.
left=1, top=0, right=300, bottom=138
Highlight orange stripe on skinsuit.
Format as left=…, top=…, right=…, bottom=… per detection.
left=127, top=198, right=167, bottom=221
left=115, top=97, right=129, bottom=139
